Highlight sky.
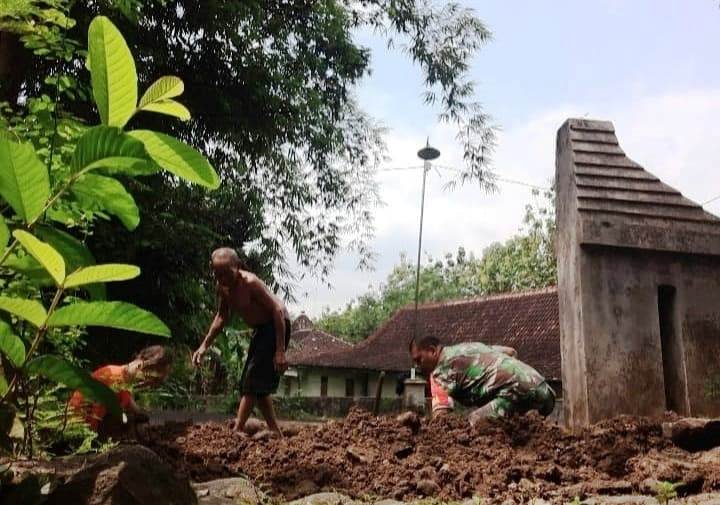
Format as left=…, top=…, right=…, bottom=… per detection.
left=287, top=1, right=720, bottom=318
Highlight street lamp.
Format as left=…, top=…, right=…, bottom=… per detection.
left=413, top=139, right=440, bottom=342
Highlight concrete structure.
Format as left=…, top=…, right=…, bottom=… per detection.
left=556, top=118, right=720, bottom=428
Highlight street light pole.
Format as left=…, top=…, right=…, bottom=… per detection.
left=413, top=140, right=440, bottom=343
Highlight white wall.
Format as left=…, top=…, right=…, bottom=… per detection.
left=280, top=367, right=401, bottom=399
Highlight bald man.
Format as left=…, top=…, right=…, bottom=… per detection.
left=192, top=248, right=290, bottom=435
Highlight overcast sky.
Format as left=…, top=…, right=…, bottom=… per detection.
left=287, top=1, right=720, bottom=318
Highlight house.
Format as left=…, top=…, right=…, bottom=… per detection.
left=285, top=288, right=562, bottom=401
left=283, top=314, right=356, bottom=397
left=556, top=118, right=720, bottom=427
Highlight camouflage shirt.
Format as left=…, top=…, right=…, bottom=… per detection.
left=431, top=342, right=548, bottom=407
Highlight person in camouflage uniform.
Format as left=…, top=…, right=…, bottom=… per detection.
left=410, top=336, right=555, bottom=424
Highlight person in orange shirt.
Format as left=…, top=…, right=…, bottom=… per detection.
left=69, top=345, right=172, bottom=435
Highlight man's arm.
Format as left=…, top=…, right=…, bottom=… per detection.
left=251, top=280, right=288, bottom=373
left=192, top=297, right=229, bottom=366
left=492, top=345, right=517, bottom=358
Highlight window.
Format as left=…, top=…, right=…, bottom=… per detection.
left=320, top=376, right=328, bottom=397
left=345, top=378, right=355, bottom=398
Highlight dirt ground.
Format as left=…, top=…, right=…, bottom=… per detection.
left=141, top=408, right=720, bottom=503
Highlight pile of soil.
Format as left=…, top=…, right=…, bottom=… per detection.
left=142, top=408, right=720, bottom=502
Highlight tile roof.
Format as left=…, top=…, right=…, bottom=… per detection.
left=300, top=287, right=561, bottom=380
left=286, top=323, right=353, bottom=367
left=559, top=118, right=720, bottom=255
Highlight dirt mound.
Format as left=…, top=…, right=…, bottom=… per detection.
left=142, top=409, right=720, bottom=503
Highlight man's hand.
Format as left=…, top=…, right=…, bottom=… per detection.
left=192, top=343, right=208, bottom=367
left=274, top=351, right=288, bottom=374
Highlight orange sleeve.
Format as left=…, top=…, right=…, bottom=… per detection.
left=430, top=374, right=454, bottom=413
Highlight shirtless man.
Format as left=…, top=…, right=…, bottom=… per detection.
left=192, top=247, right=290, bottom=435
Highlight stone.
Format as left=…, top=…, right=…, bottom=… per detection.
left=415, top=479, right=439, bottom=496
left=396, top=412, right=421, bottom=434
left=662, top=418, right=720, bottom=452
left=193, top=477, right=266, bottom=505
left=243, top=418, right=266, bottom=436
left=583, top=496, right=656, bottom=505
left=45, top=445, right=196, bottom=505
left=287, top=491, right=358, bottom=505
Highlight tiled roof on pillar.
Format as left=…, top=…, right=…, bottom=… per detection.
left=559, top=118, right=720, bottom=255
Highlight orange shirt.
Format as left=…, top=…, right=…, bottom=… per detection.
left=68, top=365, right=133, bottom=430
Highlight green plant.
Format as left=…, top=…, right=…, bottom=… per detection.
left=655, top=481, right=679, bottom=505
left=0, top=14, right=219, bottom=456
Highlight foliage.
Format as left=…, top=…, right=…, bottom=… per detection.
left=3, top=1, right=499, bottom=347
left=655, top=481, right=679, bottom=505
left=0, top=13, right=219, bottom=456
left=318, top=188, right=556, bottom=342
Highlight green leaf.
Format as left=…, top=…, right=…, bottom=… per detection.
left=138, top=100, right=190, bottom=121
left=128, top=130, right=220, bottom=189
left=0, top=137, right=50, bottom=223
left=0, top=372, right=7, bottom=397
left=48, top=301, right=171, bottom=337
left=71, top=126, right=153, bottom=174
left=0, top=297, right=47, bottom=328
left=0, top=215, right=9, bottom=249
left=71, top=174, right=140, bottom=230
left=0, top=320, right=25, bottom=367
left=26, top=355, right=120, bottom=417
left=35, top=226, right=105, bottom=299
left=138, top=75, right=184, bottom=107
left=12, top=230, right=65, bottom=286
left=65, top=264, right=140, bottom=288
left=88, top=16, right=137, bottom=127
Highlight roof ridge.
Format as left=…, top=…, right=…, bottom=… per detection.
left=397, top=286, right=559, bottom=311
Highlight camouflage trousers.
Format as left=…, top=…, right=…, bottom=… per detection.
left=467, top=381, right=556, bottom=425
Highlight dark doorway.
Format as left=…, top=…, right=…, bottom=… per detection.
left=658, top=285, right=687, bottom=414
left=320, top=376, right=328, bottom=397
left=345, top=378, right=355, bottom=398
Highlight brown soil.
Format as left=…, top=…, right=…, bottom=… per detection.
left=141, top=408, right=720, bottom=503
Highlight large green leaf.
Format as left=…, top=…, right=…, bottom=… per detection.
left=0, top=297, right=47, bottom=328
left=70, top=126, right=153, bottom=174
left=0, top=215, right=8, bottom=249
left=128, top=130, right=220, bottom=189
left=0, top=137, right=50, bottom=223
left=88, top=16, right=137, bottom=128
left=12, top=230, right=65, bottom=286
left=36, top=227, right=105, bottom=300
left=65, top=264, right=140, bottom=288
left=48, top=301, right=170, bottom=337
left=0, top=320, right=25, bottom=367
left=26, top=355, right=120, bottom=417
left=138, top=76, right=184, bottom=107
left=138, top=100, right=190, bottom=121
left=71, top=174, right=140, bottom=230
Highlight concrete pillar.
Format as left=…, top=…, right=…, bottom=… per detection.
left=403, top=379, right=427, bottom=413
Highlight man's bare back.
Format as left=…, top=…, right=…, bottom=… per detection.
left=218, top=271, right=289, bottom=327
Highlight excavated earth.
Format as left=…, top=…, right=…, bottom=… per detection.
left=142, top=408, right=720, bottom=503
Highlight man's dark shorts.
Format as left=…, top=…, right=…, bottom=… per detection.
left=239, top=318, right=290, bottom=396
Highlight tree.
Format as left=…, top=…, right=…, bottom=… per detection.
left=318, top=188, right=556, bottom=342
left=2, top=0, right=497, bottom=343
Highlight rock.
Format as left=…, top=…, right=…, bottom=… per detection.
left=346, top=446, right=374, bottom=464
left=415, top=479, right=440, bottom=496
left=193, top=477, right=266, bottom=505
left=393, top=444, right=414, bottom=459
left=243, top=418, right=266, bottom=436
left=682, top=493, right=720, bottom=504
left=45, top=445, right=196, bottom=505
left=396, top=412, right=421, bottom=434
left=662, top=418, right=720, bottom=452
left=252, top=429, right=277, bottom=441
left=287, top=491, right=358, bottom=505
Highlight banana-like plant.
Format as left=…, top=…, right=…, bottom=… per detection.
left=0, top=15, right=220, bottom=440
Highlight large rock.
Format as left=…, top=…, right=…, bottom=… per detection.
left=662, top=418, right=720, bottom=452
left=45, top=445, right=196, bottom=505
left=194, top=477, right=266, bottom=505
